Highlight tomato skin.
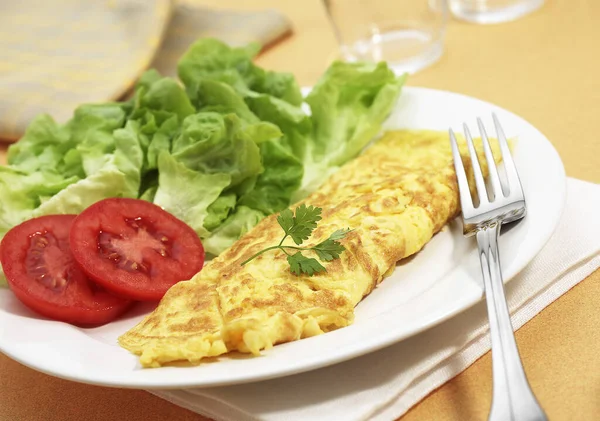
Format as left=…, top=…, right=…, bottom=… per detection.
left=9, top=283, right=131, bottom=327
left=0, top=215, right=133, bottom=327
left=70, top=198, right=205, bottom=301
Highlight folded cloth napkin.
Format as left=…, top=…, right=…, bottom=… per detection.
left=150, top=177, right=600, bottom=421
left=0, top=0, right=290, bottom=141
left=151, top=2, right=291, bottom=78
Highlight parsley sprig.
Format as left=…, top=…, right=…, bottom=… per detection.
left=240, top=204, right=351, bottom=276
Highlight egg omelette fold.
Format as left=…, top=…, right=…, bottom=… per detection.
left=119, top=130, right=502, bottom=367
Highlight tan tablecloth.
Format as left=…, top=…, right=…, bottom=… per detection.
left=1, top=1, right=599, bottom=420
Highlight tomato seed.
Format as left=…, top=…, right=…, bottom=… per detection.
left=25, top=232, right=70, bottom=292
left=97, top=217, right=171, bottom=272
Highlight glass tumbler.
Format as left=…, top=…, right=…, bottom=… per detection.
left=449, top=0, right=545, bottom=24
left=323, top=0, right=448, bottom=74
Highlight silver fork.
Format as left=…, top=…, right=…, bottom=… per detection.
left=449, top=114, right=548, bottom=421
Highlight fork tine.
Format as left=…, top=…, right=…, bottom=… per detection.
left=477, top=117, right=504, bottom=200
left=492, top=113, right=523, bottom=196
left=449, top=129, right=474, bottom=211
left=463, top=123, right=489, bottom=205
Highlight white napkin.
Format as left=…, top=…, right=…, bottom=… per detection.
left=150, top=177, right=600, bottom=421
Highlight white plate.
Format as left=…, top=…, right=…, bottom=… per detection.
left=0, top=87, right=566, bottom=389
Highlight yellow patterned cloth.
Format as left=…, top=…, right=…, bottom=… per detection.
left=0, top=0, right=291, bottom=141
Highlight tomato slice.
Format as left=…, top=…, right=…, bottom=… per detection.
left=69, top=198, right=205, bottom=301
left=0, top=215, right=133, bottom=326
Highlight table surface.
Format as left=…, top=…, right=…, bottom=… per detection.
left=2, top=1, right=600, bottom=420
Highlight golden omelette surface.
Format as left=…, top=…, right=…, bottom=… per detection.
left=119, top=130, right=501, bottom=367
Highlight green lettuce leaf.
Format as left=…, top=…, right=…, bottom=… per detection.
left=291, top=62, right=407, bottom=201
left=178, top=39, right=260, bottom=98
left=171, top=112, right=268, bottom=189
left=112, top=121, right=145, bottom=198
left=0, top=157, right=132, bottom=247
left=7, top=115, right=75, bottom=173
left=244, top=93, right=312, bottom=158
left=146, top=115, right=178, bottom=171
left=31, top=158, right=129, bottom=216
left=239, top=139, right=303, bottom=215
left=306, top=61, right=407, bottom=166
left=178, top=38, right=302, bottom=105
left=136, top=70, right=195, bottom=122
left=193, top=79, right=259, bottom=123
left=70, top=102, right=129, bottom=176
left=0, top=168, right=77, bottom=234
left=139, top=184, right=158, bottom=202
left=202, top=206, right=266, bottom=256
left=153, top=152, right=231, bottom=237
left=204, top=193, right=236, bottom=231
left=70, top=102, right=129, bottom=137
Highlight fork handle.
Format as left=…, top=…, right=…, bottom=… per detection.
left=476, top=223, right=548, bottom=421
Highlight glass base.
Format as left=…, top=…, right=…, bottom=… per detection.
left=387, top=40, right=443, bottom=75
left=450, top=0, right=544, bottom=24
left=340, top=29, right=444, bottom=75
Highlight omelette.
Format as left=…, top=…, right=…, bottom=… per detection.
left=119, top=130, right=502, bottom=367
